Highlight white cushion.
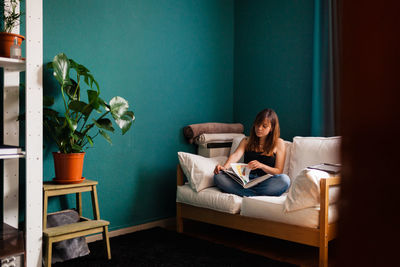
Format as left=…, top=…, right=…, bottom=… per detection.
left=288, top=136, right=341, bottom=179
left=282, top=141, right=292, bottom=176
left=176, top=184, right=242, bottom=214
left=284, top=168, right=340, bottom=212
left=177, top=152, right=227, bottom=192
left=240, top=194, right=338, bottom=228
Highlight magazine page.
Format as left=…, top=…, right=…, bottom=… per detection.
left=222, top=164, right=273, bottom=189
left=230, top=163, right=251, bottom=183
left=222, top=169, right=246, bottom=186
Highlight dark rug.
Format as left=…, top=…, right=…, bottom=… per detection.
left=53, top=227, right=298, bottom=267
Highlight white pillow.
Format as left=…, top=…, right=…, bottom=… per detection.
left=288, top=136, right=341, bottom=179
left=284, top=168, right=340, bottom=212
left=177, top=152, right=227, bottom=192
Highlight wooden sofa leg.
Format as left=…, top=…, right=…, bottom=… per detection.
left=319, top=237, right=328, bottom=267
left=176, top=203, right=183, bottom=233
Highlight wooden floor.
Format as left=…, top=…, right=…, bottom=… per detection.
left=168, top=219, right=338, bottom=267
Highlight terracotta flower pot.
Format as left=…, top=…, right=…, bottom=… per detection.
left=0, top=32, right=25, bottom=58
left=52, top=152, right=85, bottom=184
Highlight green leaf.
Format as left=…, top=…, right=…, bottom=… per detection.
left=87, top=90, right=100, bottom=110
left=87, top=135, right=94, bottom=146
left=109, top=97, right=135, bottom=134
left=65, top=116, right=77, bottom=132
left=64, top=79, right=79, bottom=100
left=71, top=143, right=83, bottom=152
left=43, top=107, right=59, bottom=118
left=120, top=111, right=135, bottom=134
left=43, top=95, right=55, bottom=107
left=46, top=62, right=53, bottom=70
left=52, top=53, right=71, bottom=87
left=68, top=100, right=87, bottom=113
left=109, top=96, right=128, bottom=120
left=71, top=133, right=80, bottom=141
left=93, top=118, right=115, bottom=132
left=74, top=131, right=85, bottom=139
left=99, top=130, right=112, bottom=144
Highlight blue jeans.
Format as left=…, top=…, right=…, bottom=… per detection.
left=214, top=172, right=290, bottom=197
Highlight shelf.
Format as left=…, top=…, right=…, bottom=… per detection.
left=0, top=223, right=25, bottom=259
left=0, top=57, right=26, bottom=71
left=0, top=152, right=25, bottom=159
left=43, top=219, right=109, bottom=238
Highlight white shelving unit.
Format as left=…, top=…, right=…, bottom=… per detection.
left=1, top=0, right=43, bottom=266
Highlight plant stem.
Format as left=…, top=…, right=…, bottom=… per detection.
left=60, top=84, right=68, bottom=113
left=77, top=111, right=110, bottom=147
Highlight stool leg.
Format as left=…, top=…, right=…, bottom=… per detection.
left=44, top=237, right=52, bottom=267
left=102, top=226, right=111, bottom=260
left=76, top=192, right=82, bottom=217
left=43, top=191, right=48, bottom=230
left=91, top=185, right=101, bottom=220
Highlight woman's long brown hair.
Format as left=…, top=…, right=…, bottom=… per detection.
left=246, top=108, right=280, bottom=155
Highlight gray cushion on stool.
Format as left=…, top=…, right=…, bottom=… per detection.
left=46, top=209, right=90, bottom=263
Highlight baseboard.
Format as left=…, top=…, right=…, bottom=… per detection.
left=86, top=217, right=176, bottom=243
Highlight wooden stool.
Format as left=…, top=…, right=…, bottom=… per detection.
left=42, top=179, right=111, bottom=267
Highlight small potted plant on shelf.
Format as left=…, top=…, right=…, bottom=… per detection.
left=44, top=53, right=135, bottom=184
left=0, top=0, right=24, bottom=58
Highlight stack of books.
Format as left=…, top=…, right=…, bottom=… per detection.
left=0, top=144, right=23, bottom=157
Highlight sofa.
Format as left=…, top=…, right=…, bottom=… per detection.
left=176, top=136, right=341, bottom=267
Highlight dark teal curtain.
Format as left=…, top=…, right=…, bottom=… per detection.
left=311, top=0, right=336, bottom=136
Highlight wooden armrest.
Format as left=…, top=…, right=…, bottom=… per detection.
left=321, top=176, right=341, bottom=187
left=319, top=176, right=341, bottom=229
left=177, top=164, right=185, bottom=186
left=320, top=176, right=340, bottom=206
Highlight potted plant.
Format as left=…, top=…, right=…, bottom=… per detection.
left=44, top=53, right=135, bottom=183
left=0, top=0, right=24, bottom=58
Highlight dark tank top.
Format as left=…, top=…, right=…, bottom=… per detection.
left=244, top=151, right=276, bottom=177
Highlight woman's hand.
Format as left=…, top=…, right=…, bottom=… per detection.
left=247, top=160, right=264, bottom=170
left=214, top=164, right=226, bottom=174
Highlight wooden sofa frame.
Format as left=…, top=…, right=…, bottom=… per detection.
left=176, top=164, right=340, bottom=267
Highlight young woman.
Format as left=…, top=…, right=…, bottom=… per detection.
left=213, top=108, right=290, bottom=197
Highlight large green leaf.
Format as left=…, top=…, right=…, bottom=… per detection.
left=109, top=96, right=135, bottom=134
left=68, top=100, right=87, bottom=113
left=99, top=130, right=112, bottom=144
left=93, top=118, right=115, bottom=132
left=87, top=90, right=100, bottom=110
left=110, top=96, right=128, bottom=118
left=52, top=53, right=71, bottom=87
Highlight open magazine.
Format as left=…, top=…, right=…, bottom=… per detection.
left=222, top=163, right=272, bottom=189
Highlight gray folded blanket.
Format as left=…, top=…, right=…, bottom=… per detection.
left=183, top=123, right=244, bottom=144
left=46, top=210, right=90, bottom=263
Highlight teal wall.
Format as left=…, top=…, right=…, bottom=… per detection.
left=43, top=0, right=234, bottom=230
left=233, top=0, right=314, bottom=140
left=35, top=0, right=314, bottom=231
